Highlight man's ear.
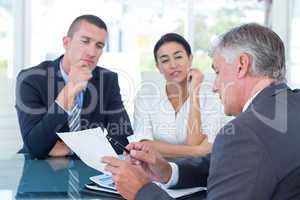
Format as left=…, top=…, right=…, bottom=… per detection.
left=62, top=36, right=70, bottom=50
left=237, top=53, right=251, bottom=79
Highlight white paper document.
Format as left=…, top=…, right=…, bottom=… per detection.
left=160, top=184, right=206, bottom=198
left=57, top=127, right=117, bottom=173
left=89, top=174, right=206, bottom=198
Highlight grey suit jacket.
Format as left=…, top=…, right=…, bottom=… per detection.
left=136, top=83, right=300, bottom=200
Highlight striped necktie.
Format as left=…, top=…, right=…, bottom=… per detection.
left=67, top=104, right=82, bottom=198
left=68, top=167, right=81, bottom=199
left=68, top=104, right=81, bottom=132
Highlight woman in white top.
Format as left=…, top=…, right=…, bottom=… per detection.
left=132, top=33, right=222, bottom=158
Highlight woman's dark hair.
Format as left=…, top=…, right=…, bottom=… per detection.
left=153, top=33, right=192, bottom=63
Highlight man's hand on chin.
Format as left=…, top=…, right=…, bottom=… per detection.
left=49, top=141, right=70, bottom=157
left=102, top=156, right=151, bottom=200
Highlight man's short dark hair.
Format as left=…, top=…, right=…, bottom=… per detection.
left=67, top=14, right=107, bottom=37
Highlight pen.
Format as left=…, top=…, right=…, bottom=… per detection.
left=106, top=135, right=130, bottom=154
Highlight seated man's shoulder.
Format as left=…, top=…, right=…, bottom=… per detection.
left=17, top=60, right=57, bottom=84
left=214, top=112, right=261, bottom=144
left=93, top=66, right=117, bottom=78
left=214, top=98, right=296, bottom=148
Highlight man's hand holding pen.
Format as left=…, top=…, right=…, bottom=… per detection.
left=101, top=142, right=150, bottom=200
left=106, top=135, right=130, bottom=154
left=101, top=142, right=172, bottom=200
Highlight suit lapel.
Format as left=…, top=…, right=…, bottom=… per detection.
left=50, top=55, right=65, bottom=99
left=50, top=56, right=69, bottom=131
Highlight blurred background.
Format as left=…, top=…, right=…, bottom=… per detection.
left=0, top=0, right=299, bottom=158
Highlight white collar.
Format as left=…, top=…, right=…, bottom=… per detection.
left=242, top=90, right=262, bottom=112
left=59, top=58, right=69, bottom=83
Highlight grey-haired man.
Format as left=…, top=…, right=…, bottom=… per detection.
left=102, top=23, right=300, bottom=200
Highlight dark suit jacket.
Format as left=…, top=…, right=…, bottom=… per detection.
left=136, top=83, right=300, bottom=200
left=15, top=55, right=133, bottom=159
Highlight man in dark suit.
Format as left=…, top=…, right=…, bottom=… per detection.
left=102, top=23, right=300, bottom=199
left=15, top=15, right=133, bottom=159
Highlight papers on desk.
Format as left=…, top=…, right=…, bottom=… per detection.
left=88, top=174, right=206, bottom=198
left=57, top=127, right=117, bottom=173
left=160, top=184, right=206, bottom=198
left=58, top=127, right=207, bottom=198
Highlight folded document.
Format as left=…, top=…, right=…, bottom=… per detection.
left=57, top=127, right=117, bottom=173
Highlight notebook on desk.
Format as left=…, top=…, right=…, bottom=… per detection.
left=85, top=174, right=206, bottom=199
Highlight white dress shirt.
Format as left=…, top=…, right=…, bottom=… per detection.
left=130, top=83, right=225, bottom=144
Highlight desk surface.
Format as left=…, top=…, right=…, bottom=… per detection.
left=0, top=154, right=206, bottom=199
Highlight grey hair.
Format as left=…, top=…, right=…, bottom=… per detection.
left=212, top=23, right=286, bottom=82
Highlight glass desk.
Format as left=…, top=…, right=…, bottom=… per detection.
left=0, top=154, right=206, bottom=199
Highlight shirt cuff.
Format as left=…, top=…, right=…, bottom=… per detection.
left=128, top=133, right=153, bottom=143
left=55, top=100, right=72, bottom=116
left=162, top=162, right=179, bottom=188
